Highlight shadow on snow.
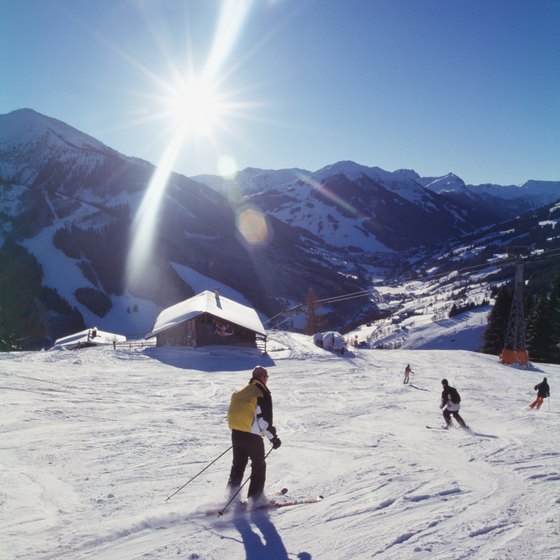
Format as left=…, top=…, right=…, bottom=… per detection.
left=144, top=346, right=275, bottom=372
left=232, top=509, right=312, bottom=560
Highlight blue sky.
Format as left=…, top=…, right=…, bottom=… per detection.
left=1, top=0, right=559, bottom=185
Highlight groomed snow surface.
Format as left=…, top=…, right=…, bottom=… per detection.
left=2, top=332, right=559, bottom=560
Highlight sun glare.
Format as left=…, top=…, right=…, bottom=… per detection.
left=125, top=0, right=263, bottom=289
left=163, top=77, right=224, bottom=138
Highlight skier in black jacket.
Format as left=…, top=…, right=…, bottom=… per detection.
left=529, top=377, right=550, bottom=410
left=440, top=379, right=468, bottom=429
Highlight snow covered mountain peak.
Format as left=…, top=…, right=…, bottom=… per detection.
left=312, top=160, right=375, bottom=182
left=2, top=107, right=560, bottom=350
left=192, top=166, right=310, bottom=195
left=310, top=161, right=421, bottom=186
left=234, top=166, right=310, bottom=191
left=423, top=173, right=467, bottom=193
left=0, top=108, right=111, bottom=154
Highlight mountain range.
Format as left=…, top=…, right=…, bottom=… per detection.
left=1, top=108, right=559, bottom=349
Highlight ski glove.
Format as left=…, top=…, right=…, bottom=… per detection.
left=271, top=436, right=282, bottom=449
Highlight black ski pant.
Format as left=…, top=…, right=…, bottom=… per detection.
left=443, top=408, right=467, bottom=428
left=228, top=430, right=266, bottom=499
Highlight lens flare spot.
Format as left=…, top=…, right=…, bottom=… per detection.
left=218, top=155, right=238, bottom=179
left=237, top=207, right=270, bottom=246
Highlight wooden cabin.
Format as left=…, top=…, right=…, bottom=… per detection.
left=145, top=289, right=267, bottom=350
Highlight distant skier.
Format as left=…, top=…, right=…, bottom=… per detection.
left=529, top=377, right=550, bottom=410
left=226, top=366, right=281, bottom=506
left=439, top=379, right=468, bottom=429
left=403, top=364, right=413, bottom=384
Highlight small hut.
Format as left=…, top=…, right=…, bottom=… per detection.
left=52, top=327, right=126, bottom=350
left=145, top=290, right=266, bottom=350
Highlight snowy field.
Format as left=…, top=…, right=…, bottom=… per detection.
left=2, top=331, right=559, bottom=560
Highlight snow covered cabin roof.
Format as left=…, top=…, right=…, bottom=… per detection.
left=52, top=328, right=126, bottom=350
left=145, top=290, right=266, bottom=339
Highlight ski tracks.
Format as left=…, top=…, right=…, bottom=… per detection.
left=320, top=425, right=557, bottom=560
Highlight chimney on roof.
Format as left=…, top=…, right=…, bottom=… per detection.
left=214, top=289, right=221, bottom=305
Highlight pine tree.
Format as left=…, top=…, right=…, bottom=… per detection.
left=482, top=285, right=512, bottom=355
left=0, top=241, right=47, bottom=350
left=546, top=272, right=560, bottom=363
left=525, top=272, right=560, bottom=364
left=526, top=290, right=554, bottom=362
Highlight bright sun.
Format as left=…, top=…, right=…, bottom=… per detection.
left=126, top=0, right=260, bottom=289
left=163, top=77, right=224, bottom=138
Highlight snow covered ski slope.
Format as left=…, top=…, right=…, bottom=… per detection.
left=1, top=331, right=559, bottom=559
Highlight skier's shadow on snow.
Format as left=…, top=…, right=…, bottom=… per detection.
left=232, top=509, right=312, bottom=560
left=407, top=384, right=429, bottom=392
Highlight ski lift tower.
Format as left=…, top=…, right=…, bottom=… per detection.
left=500, top=248, right=529, bottom=366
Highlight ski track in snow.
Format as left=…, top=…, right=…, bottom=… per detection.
left=1, top=333, right=559, bottom=560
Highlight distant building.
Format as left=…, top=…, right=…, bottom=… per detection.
left=145, top=290, right=267, bottom=350
left=52, top=327, right=126, bottom=350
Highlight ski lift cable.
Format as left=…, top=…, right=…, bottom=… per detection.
left=320, top=245, right=560, bottom=307
left=267, top=245, right=560, bottom=325
left=300, top=247, right=558, bottom=313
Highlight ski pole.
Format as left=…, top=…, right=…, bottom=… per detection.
left=217, top=447, right=275, bottom=517
left=165, top=445, right=233, bottom=502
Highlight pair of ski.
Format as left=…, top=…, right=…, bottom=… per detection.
left=426, top=426, right=472, bottom=432
left=426, top=425, right=473, bottom=433
left=252, top=489, right=324, bottom=511
left=210, top=488, right=324, bottom=517
left=427, top=425, right=497, bottom=439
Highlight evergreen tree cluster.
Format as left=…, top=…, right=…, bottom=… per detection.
left=0, top=241, right=47, bottom=350
left=526, top=273, right=560, bottom=363
left=449, top=299, right=489, bottom=318
left=482, top=273, right=560, bottom=364
left=0, top=241, right=85, bottom=350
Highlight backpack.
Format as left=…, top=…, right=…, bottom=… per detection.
left=449, top=388, right=461, bottom=404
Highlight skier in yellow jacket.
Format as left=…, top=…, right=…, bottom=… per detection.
left=227, top=366, right=281, bottom=503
